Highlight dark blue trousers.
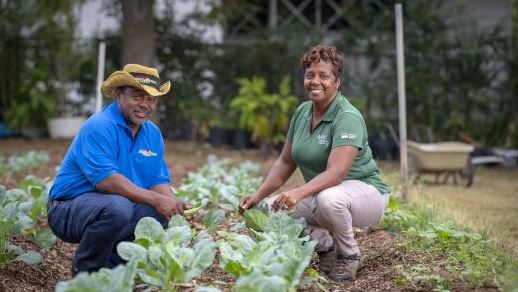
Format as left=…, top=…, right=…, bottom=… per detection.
left=47, top=192, right=167, bottom=272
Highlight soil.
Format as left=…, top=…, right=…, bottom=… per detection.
left=0, top=139, right=487, bottom=291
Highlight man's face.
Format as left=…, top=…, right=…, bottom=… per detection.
left=115, top=87, right=158, bottom=129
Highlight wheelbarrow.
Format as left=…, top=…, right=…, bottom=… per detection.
left=407, top=141, right=475, bottom=187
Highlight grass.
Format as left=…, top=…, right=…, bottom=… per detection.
left=382, top=195, right=518, bottom=291
left=380, top=163, right=518, bottom=256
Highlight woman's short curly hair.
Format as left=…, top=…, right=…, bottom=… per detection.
left=300, top=45, right=344, bottom=80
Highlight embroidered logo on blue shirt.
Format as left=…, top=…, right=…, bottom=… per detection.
left=138, top=148, right=157, bottom=157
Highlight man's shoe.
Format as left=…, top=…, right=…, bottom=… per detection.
left=328, top=254, right=361, bottom=281
left=317, top=244, right=336, bottom=274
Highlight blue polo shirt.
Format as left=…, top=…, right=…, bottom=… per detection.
left=49, top=102, right=171, bottom=200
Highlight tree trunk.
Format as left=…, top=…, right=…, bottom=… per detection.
left=121, top=0, right=156, bottom=66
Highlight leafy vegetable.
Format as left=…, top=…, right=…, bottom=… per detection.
left=175, top=155, right=261, bottom=211
left=243, top=208, right=269, bottom=232
left=56, top=261, right=138, bottom=292
left=184, top=201, right=203, bottom=216
left=202, top=209, right=225, bottom=233
left=218, top=212, right=317, bottom=291
left=117, top=216, right=216, bottom=290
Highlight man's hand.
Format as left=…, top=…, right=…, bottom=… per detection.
left=239, top=195, right=260, bottom=213
left=151, top=194, right=187, bottom=219
left=271, top=190, right=303, bottom=212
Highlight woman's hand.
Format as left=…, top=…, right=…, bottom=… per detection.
left=271, top=190, right=304, bottom=211
left=239, top=195, right=260, bottom=212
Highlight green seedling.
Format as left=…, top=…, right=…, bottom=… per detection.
left=184, top=202, right=203, bottom=216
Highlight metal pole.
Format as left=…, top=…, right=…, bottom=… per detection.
left=395, top=3, right=408, bottom=201
left=269, top=0, right=278, bottom=30
left=95, top=41, right=106, bottom=112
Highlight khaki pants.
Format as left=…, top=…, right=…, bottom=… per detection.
left=268, top=180, right=389, bottom=257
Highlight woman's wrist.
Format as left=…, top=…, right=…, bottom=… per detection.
left=254, top=191, right=268, bottom=201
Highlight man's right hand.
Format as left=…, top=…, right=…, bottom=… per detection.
left=152, top=194, right=186, bottom=219
left=239, top=195, right=260, bottom=213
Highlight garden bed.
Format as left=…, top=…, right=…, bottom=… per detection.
left=0, top=139, right=515, bottom=291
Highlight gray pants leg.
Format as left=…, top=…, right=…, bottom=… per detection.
left=267, top=180, right=389, bottom=256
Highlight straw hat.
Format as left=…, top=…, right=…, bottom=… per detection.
left=101, top=64, right=171, bottom=97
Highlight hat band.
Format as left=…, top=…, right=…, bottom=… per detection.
left=129, top=72, right=160, bottom=90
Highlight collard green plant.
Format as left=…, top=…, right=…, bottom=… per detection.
left=175, top=155, right=261, bottom=211
left=218, top=212, right=317, bottom=292
left=242, top=203, right=269, bottom=232
left=202, top=208, right=226, bottom=234
left=0, top=151, right=49, bottom=176
left=0, top=174, right=56, bottom=267
left=0, top=185, right=44, bottom=267
left=55, top=261, right=138, bottom=292
left=117, top=216, right=216, bottom=291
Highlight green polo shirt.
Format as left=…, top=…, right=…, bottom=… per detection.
left=287, top=92, right=390, bottom=194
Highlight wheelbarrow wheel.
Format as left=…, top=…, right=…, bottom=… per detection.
left=460, top=161, right=474, bottom=187
left=408, top=153, right=421, bottom=184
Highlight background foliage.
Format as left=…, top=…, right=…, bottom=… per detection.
left=0, top=0, right=516, bottom=148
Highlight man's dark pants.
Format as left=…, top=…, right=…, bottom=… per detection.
left=47, top=192, right=167, bottom=272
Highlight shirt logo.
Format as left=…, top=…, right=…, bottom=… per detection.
left=317, top=134, right=329, bottom=145
left=138, top=148, right=157, bottom=157
left=340, top=133, right=357, bottom=139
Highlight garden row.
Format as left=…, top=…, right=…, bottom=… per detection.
left=56, top=156, right=319, bottom=291
left=0, top=151, right=55, bottom=268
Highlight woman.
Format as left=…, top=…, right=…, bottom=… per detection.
left=239, top=45, right=390, bottom=281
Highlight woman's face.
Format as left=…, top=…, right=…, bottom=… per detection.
left=304, top=61, right=341, bottom=104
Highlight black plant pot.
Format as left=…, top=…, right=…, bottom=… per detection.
left=179, top=122, right=194, bottom=140
left=209, top=127, right=230, bottom=147
left=231, top=129, right=250, bottom=149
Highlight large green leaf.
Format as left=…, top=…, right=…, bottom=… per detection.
left=165, top=244, right=193, bottom=269
left=117, top=241, right=147, bottom=262
left=278, top=240, right=317, bottom=287
left=164, top=226, right=192, bottom=247
left=134, top=217, right=165, bottom=244
left=56, top=263, right=135, bottom=292
left=263, top=213, right=305, bottom=243
left=185, top=239, right=216, bottom=281
left=34, top=227, right=57, bottom=250
left=168, top=214, right=189, bottom=228
left=234, top=270, right=287, bottom=292
left=163, top=246, right=187, bottom=283
left=137, top=269, right=164, bottom=288
left=147, top=245, right=165, bottom=267
left=108, top=262, right=137, bottom=292
left=202, top=209, right=225, bottom=233
left=16, top=250, right=42, bottom=265
left=7, top=244, right=24, bottom=255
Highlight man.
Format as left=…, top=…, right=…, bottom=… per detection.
left=47, top=64, right=187, bottom=274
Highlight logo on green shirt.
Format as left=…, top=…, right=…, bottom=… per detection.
left=317, top=134, right=329, bottom=145
left=340, top=133, right=357, bottom=139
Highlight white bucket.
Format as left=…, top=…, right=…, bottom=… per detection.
left=47, top=116, right=86, bottom=139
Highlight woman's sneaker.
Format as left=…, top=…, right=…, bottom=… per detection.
left=317, top=244, right=336, bottom=274
left=328, top=254, right=361, bottom=281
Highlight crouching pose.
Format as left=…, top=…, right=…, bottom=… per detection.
left=48, top=64, right=188, bottom=274
left=240, top=45, right=390, bottom=281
